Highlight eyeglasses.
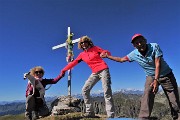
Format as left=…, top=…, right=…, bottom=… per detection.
left=35, top=71, right=43, bottom=74
left=80, top=41, right=88, bottom=45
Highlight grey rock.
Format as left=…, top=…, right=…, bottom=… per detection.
left=51, top=96, right=81, bottom=115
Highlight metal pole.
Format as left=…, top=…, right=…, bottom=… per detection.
left=52, top=27, right=80, bottom=105
left=66, top=27, right=74, bottom=105
left=68, top=69, right=71, bottom=97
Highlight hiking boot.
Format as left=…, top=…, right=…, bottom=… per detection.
left=139, top=117, right=149, bottom=120
left=82, top=112, right=96, bottom=118
left=173, top=112, right=180, bottom=120
left=32, top=111, right=39, bottom=120
left=107, top=113, right=115, bottom=118
left=108, top=115, right=114, bottom=118
left=25, top=112, right=32, bottom=120
left=25, top=116, right=31, bottom=120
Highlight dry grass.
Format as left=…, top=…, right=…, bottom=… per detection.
left=0, top=112, right=108, bottom=120
left=0, top=114, right=24, bottom=120
left=40, top=112, right=108, bottom=120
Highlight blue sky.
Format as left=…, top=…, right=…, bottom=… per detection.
left=0, top=0, right=180, bottom=101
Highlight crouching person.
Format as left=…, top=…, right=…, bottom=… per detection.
left=24, top=66, right=64, bottom=120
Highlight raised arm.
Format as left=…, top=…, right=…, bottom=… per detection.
left=50, top=71, right=65, bottom=84
left=96, top=46, right=111, bottom=56
left=41, top=58, right=80, bottom=85
left=101, top=52, right=129, bottom=63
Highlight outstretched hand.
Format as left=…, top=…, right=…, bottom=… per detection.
left=60, top=70, right=65, bottom=78
left=100, top=52, right=108, bottom=58
left=150, top=80, right=159, bottom=94
left=54, top=70, right=66, bottom=81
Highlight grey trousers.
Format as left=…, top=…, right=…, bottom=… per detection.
left=139, top=72, right=180, bottom=120
left=82, top=69, right=115, bottom=117
left=25, top=95, right=49, bottom=118
left=25, top=95, right=36, bottom=118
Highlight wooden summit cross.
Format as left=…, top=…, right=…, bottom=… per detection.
left=52, top=27, right=80, bottom=98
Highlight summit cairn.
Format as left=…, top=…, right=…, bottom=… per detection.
left=51, top=96, right=81, bottom=115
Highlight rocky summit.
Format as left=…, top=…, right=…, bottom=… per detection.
left=51, top=96, right=81, bottom=115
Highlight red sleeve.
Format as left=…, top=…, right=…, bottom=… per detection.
left=25, top=83, right=33, bottom=97
left=62, top=54, right=82, bottom=71
left=51, top=73, right=64, bottom=84
left=95, top=46, right=111, bottom=56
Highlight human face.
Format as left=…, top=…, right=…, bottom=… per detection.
left=80, top=41, right=89, bottom=50
left=132, top=38, right=147, bottom=52
left=34, top=70, right=43, bottom=78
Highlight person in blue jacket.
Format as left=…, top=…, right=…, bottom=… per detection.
left=101, top=34, right=180, bottom=120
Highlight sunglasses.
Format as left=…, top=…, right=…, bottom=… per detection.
left=35, top=71, right=43, bottom=74
left=80, top=41, right=88, bottom=45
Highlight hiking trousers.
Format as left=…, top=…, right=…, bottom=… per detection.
left=25, top=95, right=49, bottom=118
left=82, top=68, right=115, bottom=117
left=139, top=71, right=180, bottom=120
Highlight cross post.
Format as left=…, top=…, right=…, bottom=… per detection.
left=52, top=27, right=80, bottom=103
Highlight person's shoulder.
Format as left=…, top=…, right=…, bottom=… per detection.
left=75, top=52, right=83, bottom=59
left=86, top=46, right=98, bottom=51
left=149, top=43, right=159, bottom=46
left=79, top=51, right=84, bottom=55
left=149, top=43, right=160, bottom=48
left=128, top=49, right=138, bottom=55
left=131, top=48, right=138, bottom=53
left=93, top=46, right=100, bottom=48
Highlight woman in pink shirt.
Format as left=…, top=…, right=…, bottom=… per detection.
left=60, top=36, right=115, bottom=118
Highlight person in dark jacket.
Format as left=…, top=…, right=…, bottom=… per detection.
left=24, top=66, right=64, bottom=120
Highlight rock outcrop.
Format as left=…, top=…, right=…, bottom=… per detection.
left=51, top=96, right=81, bottom=115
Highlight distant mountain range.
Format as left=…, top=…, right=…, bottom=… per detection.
left=0, top=88, right=154, bottom=116
left=0, top=96, right=58, bottom=116
left=0, top=100, right=25, bottom=105
left=0, top=87, right=179, bottom=118
left=114, top=88, right=144, bottom=94
left=72, top=88, right=144, bottom=99
left=0, top=96, right=59, bottom=105
left=0, top=88, right=144, bottom=105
